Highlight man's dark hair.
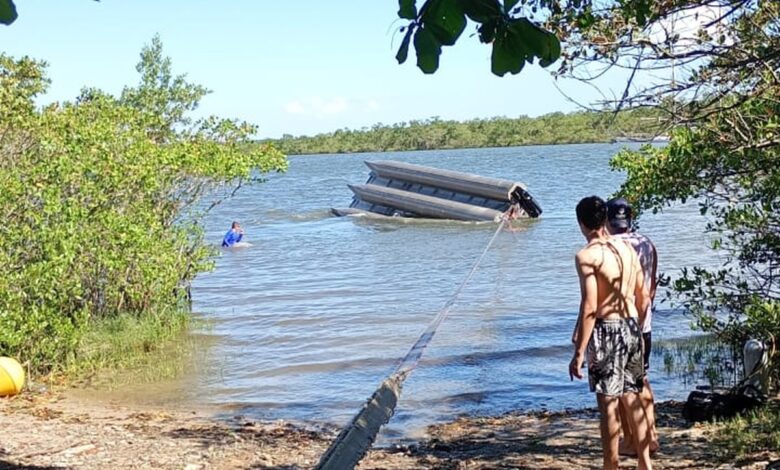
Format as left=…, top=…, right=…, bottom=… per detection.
left=231, top=221, right=240, bottom=228
left=576, top=196, right=607, bottom=231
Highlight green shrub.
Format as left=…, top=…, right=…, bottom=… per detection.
left=0, top=37, right=287, bottom=376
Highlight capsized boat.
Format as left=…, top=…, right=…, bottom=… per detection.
left=331, top=160, right=542, bottom=222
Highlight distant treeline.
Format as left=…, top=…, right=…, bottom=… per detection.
left=267, top=108, right=665, bottom=155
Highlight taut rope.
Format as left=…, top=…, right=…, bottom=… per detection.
left=315, top=216, right=510, bottom=470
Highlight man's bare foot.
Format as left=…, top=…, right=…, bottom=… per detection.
left=618, top=439, right=660, bottom=457
left=618, top=440, right=636, bottom=457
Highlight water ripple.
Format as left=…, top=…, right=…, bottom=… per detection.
left=184, top=144, right=718, bottom=437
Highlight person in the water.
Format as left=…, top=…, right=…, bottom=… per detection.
left=222, top=221, right=244, bottom=247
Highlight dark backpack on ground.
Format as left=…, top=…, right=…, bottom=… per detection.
left=682, top=384, right=765, bottom=423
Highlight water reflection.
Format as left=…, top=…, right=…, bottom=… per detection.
left=79, top=144, right=724, bottom=440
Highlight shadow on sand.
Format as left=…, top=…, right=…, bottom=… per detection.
left=156, top=402, right=729, bottom=470
left=0, top=463, right=62, bottom=470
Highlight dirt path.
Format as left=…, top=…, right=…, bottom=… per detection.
left=0, top=392, right=777, bottom=469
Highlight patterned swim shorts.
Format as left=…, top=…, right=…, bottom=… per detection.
left=587, top=318, right=645, bottom=396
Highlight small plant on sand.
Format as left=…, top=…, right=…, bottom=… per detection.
left=656, top=337, right=740, bottom=390
left=714, top=404, right=780, bottom=460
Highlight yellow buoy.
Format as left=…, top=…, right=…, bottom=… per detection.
left=0, top=357, right=25, bottom=397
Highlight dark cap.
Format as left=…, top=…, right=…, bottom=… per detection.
left=606, top=198, right=632, bottom=230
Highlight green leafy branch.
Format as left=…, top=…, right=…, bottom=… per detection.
left=0, top=0, right=100, bottom=26
left=0, top=0, right=16, bottom=25
left=395, top=0, right=561, bottom=76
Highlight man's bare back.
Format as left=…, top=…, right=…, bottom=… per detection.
left=576, top=238, right=648, bottom=324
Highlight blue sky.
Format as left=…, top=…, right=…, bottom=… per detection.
left=1, top=1, right=634, bottom=138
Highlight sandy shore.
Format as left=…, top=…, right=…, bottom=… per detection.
left=0, top=391, right=777, bottom=469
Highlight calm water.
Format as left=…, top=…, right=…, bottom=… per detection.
left=156, top=144, right=723, bottom=439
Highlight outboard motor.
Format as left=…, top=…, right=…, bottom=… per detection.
left=511, top=188, right=543, bottom=218
left=743, top=339, right=769, bottom=397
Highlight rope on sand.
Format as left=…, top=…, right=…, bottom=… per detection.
left=315, top=216, right=510, bottom=470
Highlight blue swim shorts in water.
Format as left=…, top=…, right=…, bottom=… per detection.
left=587, top=318, right=645, bottom=396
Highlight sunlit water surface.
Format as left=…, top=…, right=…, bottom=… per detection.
left=89, top=144, right=724, bottom=441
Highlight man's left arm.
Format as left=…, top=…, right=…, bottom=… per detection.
left=634, top=257, right=650, bottom=328
left=649, top=241, right=658, bottom=304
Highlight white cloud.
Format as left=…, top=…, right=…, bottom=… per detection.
left=284, top=100, right=307, bottom=115
left=283, top=97, right=380, bottom=118
left=283, top=97, right=347, bottom=117
left=366, top=99, right=380, bottom=111
left=647, top=5, right=733, bottom=51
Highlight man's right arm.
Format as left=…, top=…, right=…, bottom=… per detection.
left=570, top=250, right=598, bottom=380
left=571, top=312, right=581, bottom=344
left=574, top=252, right=598, bottom=356
left=572, top=265, right=584, bottom=344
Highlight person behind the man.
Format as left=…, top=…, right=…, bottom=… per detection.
left=569, top=196, right=652, bottom=470
left=222, top=221, right=244, bottom=247
left=606, top=198, right=660, bottom=456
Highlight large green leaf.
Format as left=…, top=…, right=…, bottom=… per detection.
left=477, top=18, right=499, bottom=43
left=396, top=26, right=415, bottom=64
left=539, top=33, right=561, bottom=68
left=398, top=0, right=417, bottom=19
left=509, top=18, right=547, bottom=58
left=509, top=18, right=560, bottom=66
left=628, top=0, right=653, bottom=27
left=414, top=26, right=442, bottom=73
left=503, top=0, right=520, bottom=13
left=460, top=0, right=501, bottom=23
left=491, top=24, right=526, bottom=76
left=421, top=0, right=466, bottom=46
left=0, top=0, right=18, bottom=26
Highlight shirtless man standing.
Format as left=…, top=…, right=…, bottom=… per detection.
left=569, top=196, right=652, bottom=470
left=606, top=198, right=660, bottom=456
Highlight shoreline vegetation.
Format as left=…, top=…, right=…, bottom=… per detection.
left=0, top=40, right=286, bottom=380
left=265, top=108, right=666, bottom=156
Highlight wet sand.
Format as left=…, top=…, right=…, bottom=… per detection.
left=1, top=391, right=777, bottom=469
